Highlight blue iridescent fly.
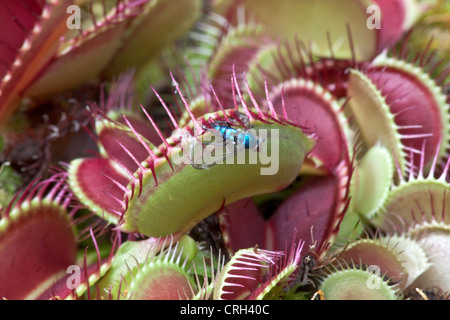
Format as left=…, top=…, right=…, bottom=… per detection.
left=189, top=112, right=261, bottom=169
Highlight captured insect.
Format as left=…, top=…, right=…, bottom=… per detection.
left=188, top=111, right=264, bottom=170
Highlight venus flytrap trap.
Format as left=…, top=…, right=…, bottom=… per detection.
left=318, top=262, right=402, bottom=300
left=334, top=235, right=430, bottom=291
left=371, top=148, right=450, bottom=293
left=332, top=144, right=395, bottom=246
left=410, top=1, right=450, bottom=84
left=68, top=72, right=315, bottom=238
left=319, top=147, right=450, bottom=299
left=213, top=241, right=304, bottom=300
left=1, top=0, right=450, bottom=301
left=0, top=0, right=201, bottom=123
left=379, top=235, right=431, bottom=289
left=408, top=221, right=450, bottom=292
left=347, top=45, right=450, bottom=172
left=319, top=232, right=432, bottom=300
left=0, top=176, right=78, bottom=300
left=94, top=235, right=203, bottom=300
left=217, top=0, right=421, bottom=61
left=265, top=78, right=354, bottom=174
left=93, top=235, right=182, bottom=299
left=373, top=149, right=450, bottom=231
left=351, top=144, right=395, bottom=221
left=206, top=33, right=358, bottom=261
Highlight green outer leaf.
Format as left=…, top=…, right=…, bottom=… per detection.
left=25, top=21, right=127, bottom=97
left=225, top=0, right=377, bottom=60
left=319, top=267, right=400, bottom=300
left=337, top=239, right=407, bottom=289
left=103, top=0, right=202, bottom=78
left=375, top=179, right=450, bottom=231
left=95, top=234, right=189, bottom=299
left=355, top=144, right=394, bottom=219
left=348, top=69, right=407, bottom=174
left=379, top=235, right=430, bottom=289
left=371, top=56, right=450, bottom=167
left=120, top=121, right=314, bottom=237
left=128, top=260, right=196, bottom=300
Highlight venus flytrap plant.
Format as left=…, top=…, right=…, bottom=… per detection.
left=213, top=241, right=304, bottom=300
left=1, top=0, right=450, bottom=301
left=410, top=1, right=450, bottom=82
left=365, top=146, right=450, bottom=293
left=333, top=234, right=431, bottom=291
left=265, top=78, right=354, bottom=174
left=218, top=0, right=421, bottom=61
left=55, top=229, right=116, bottom=300
left=93, top=234, right=204, bottom=300
left=68, top=72, right=316, bottom=238
left=0, top=0, right=201, bottom=124
left=205, top=34, right=358, bottom=261
left=408, top=221, right=450, bottom=292
left=351, top=144, right=395, bottom=221
left=347, top=51, right=450, bottom=177
left=318, top=146, right=449, bottom=299
left=332, top=144, right=395, bottom=246
left=318, top=261, right=402, bottom=300
left=0, top=176, right=78, bottom=299
left=374, top=151, right=450, bottom=232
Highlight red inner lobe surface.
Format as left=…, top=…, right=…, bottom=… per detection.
left=219, top=254, right=265, bottom=300
left=220, top=198, right=266, bottom=254
left=211, top=45, right=261, bottom=104
left=267, top=175, right=340, bottom=255
left=135, top=268, right=193, bottom=300
left=76, top=158, right=129, bottom=218
left=99, top=126, right=150, bottom=173
left=0, top=206, right=76, bottom=300
left=117, top=115, right=163, bottom=147
left=369, top=66, right=443, bottom=166
left=271, top=87, right=346, bottom=171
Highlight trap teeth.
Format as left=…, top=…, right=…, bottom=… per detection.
left=348, top=57, right=450, bottom=177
